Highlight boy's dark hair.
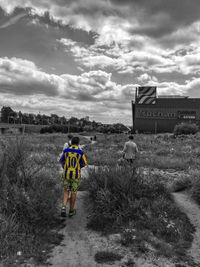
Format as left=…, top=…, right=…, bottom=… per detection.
left=129, top=135, right=134, bottom=140
left=71, top=136, right=80, bottom=145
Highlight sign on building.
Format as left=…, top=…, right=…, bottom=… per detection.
left=136, top=86, right=157, bottom=104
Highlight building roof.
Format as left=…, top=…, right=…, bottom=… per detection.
left=157, top=95, right=189, bottom=99
left=135, top=97, right=200, bottom=109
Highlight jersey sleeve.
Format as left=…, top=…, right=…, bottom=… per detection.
left=59, top=151, right=66, bottom=166
left=80, top=153, right=88, bottom=168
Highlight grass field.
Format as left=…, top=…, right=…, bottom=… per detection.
left=0, top=132, right=199, bottom=265
left=0, top=133, right=90, bottom=265
left=84, top=132, right=200, bottom=264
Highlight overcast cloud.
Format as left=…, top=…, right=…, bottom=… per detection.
left=0, top=0, right=200, bottom=124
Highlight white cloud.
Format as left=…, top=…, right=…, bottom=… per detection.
left=1, top=55, right=200, bottom=124
left=138, top=73, right=158, bottom=83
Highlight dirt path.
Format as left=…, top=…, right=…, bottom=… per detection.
left=172, top=192, right=200, bottom=265
left=47, top=191, right=114, bottom=267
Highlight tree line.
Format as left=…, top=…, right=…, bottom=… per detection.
left=0, top=106, right=130, bottom=134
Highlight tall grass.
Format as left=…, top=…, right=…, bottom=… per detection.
left=86, top=166, right=194, bottom=260
left=0, top=136, right=63, bottom=264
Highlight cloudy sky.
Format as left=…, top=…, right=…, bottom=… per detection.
left=0, top=0, right=200, bottom=124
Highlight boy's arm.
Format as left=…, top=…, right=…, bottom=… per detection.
left=59, top=151, right=65, bottom=168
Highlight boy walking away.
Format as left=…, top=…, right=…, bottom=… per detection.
left=59, top=136, right=88, bottom=218
left=123, top=135, right=138, bottom=171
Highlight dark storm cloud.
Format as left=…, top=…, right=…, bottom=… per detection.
left=1, top=0, right=200, bottom=39
left=29, top=10, right=96, bottom=44
left=0, top=6, right=96, bottom=75
left=110, top=0, right=200, bottom=37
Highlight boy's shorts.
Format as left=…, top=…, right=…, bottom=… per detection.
left=63, top=178, right=80, bottom=192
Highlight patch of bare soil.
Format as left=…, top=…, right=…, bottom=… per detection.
left=173, top=192, right=200, bottom=266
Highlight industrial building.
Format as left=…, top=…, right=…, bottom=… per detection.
left=132, top=87, right=200, bottom=133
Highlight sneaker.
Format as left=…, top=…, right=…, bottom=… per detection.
left=61, top=206, right=66, bottom=217
left=68, top=209, right=76, bottom=218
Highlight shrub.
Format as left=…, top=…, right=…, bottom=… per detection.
left=0, top=136, right=62, bottom=262
left=174, top=123, right=199, bottom=136
left=86, top=166, right=171, bottom=232
left=40, top=124, right=82, bottom=134
left=86, top=166, right=194, bottom=259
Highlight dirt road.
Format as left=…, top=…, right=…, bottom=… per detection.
left=173, top=192, right=200, bottom=265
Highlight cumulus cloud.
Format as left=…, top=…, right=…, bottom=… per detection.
left=0, top=56, right=135, bottom=104
left=59, top=36, right=200, bottom=78
left=1, top=55, right=200, bottom=124
left=0, top=57, right=59, bottom=96
left=137, top=73, right=158, bottom=84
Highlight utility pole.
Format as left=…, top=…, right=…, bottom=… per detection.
left=132, top=87, right=138, bottom=133
left=68, top=121, right=70, bottom=133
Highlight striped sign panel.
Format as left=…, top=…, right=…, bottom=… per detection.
left=137, top=86, right=157, bottom=104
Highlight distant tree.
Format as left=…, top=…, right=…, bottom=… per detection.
left=51, top=114, right=59, bottom=124
left=28, top=114, right=35, bottom=125
left=1, top=106, right=15, bottom=123
left=22, top=114, right=29, bottom=124
left=69, top=117, right=79, bottom=125
left=83, top=125, right=93, bottom=132
left=60, top=116, right=67, bottom=125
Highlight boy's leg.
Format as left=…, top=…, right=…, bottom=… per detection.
left=69, top=192, right=77, bottom=211
left=61, top=188, right=70, bottom=217
left=68, top=179, right=80, bottom=217
left=63, top=189, right=70, bottom=207
left=68, top=192, right=77, bottom=217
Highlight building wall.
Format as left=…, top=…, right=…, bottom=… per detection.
left=133, top=98, right=200, bottom=133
